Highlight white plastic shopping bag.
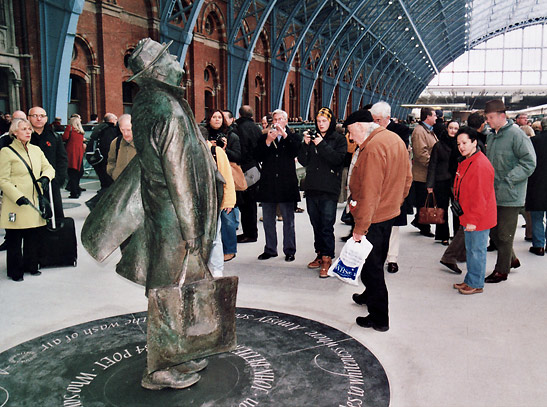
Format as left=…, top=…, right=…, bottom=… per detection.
left=328, top=237, right=373, bottom=285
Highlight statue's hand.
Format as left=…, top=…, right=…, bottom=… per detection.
left=185, top=238, right=201, bottom=253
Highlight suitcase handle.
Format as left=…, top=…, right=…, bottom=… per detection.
left=48, top=180, right=57, bottom=229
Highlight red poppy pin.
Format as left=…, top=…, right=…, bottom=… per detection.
left=46, top=141, right=51, bottom=147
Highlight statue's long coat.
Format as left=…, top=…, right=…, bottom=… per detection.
left=82, top=78, right=220, bottom=291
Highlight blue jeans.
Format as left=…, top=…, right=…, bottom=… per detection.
left=262, top=202, right=296, bottom=256
left=464, top=229, right=489, bottom=289
left=530, top=211, right=547, bottom=248
left=221, top=207, right=239, bottom=255
left=306, top=197, right=337, bottom=258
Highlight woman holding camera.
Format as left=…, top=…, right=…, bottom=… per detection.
left=201, top=110, right=241, bottom=262
left=0, top=118, right=55, bottom=281
left=298, top=107, right=347, bottom=278
left=452, top=127, right=496, bottom=295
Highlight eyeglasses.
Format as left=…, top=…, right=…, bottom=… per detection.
left=29, top=114, right=47, bottom=119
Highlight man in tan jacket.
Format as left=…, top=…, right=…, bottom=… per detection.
left=410, top=107, right=438, bottom=237
left=345, top=109, right=412, bottom=332
left=106, top=114, right=136, bottom=181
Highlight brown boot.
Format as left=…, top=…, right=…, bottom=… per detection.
left=307, top=254, right=322, bottom=269
left=319, top=256, right=332, bottom=278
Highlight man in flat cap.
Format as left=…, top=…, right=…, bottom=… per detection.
left=483, top=99, right=536, bottom=283
left=345, top=109, right=412, bottom=332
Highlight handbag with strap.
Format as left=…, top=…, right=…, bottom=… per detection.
left=244, top=165, right=261, bottom=187
left=7, top=146, right=52, bottom=220
left=85, top=139, right=104, bottom=166
left=418, top=192, right=445, bottom=225
left=230, top=162, right=248, bottom=191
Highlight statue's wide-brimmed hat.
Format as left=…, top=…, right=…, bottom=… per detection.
left=126, top=38, right=173, bottom=82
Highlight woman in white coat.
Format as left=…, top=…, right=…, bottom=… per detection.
left=0, top=118, right=55, bottom=281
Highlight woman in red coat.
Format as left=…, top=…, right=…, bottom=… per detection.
left=452, top=127, right=497, bottom=295
left=63, top=116, right=85, bottom=198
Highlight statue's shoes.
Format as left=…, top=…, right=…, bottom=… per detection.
left=173, top=358, right=209, bottom=374
left=141, top=369, right=200, bottom=390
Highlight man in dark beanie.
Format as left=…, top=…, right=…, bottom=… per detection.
left=483, top=99, right=536, bottom=283
left=344, top=109, right=412, bottom=332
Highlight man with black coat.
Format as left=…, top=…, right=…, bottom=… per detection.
left=298, top=107, right=347, bottom=278
left=525, top=116, right=547, bottom=256
left=255, top=109, right=300, bottom=262
left=235, top=105, right=262, bottom=243
left=87, top=113, right=119, bottom=190
left=29, top=106, right=68, bottom=222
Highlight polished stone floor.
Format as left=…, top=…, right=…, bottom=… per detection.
left=1, top=177, right=547, bottom=406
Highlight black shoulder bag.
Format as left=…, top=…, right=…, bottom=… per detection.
left=7, top=146, right=52, bottom=220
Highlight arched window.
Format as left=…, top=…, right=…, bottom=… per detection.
left=0, top=68, right=11, bottom=113
left=123, top=81, right=139, bottom=114
left=204, top=90, right=214, bottom=120
left=68, top=74, right=86, bottom=118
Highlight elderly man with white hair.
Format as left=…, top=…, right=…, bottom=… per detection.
left=255, top=108, right=301, bottom=262
left=370, top=101, right=411, bottom=273
left=345, top=109, right=412, bottom=332
left=106, top=114, right=136, bottom=181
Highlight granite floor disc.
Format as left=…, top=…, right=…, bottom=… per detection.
left=0, top=308, right=389, bottom=406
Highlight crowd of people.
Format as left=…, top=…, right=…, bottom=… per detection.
left=0, top=97, right=546, bottom=333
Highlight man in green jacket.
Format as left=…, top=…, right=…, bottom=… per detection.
left=484, top=99, right=536, bottom=283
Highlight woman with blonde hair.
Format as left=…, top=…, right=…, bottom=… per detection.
left=0, top=118, right=55, bottom=281
left=63, top=115, right=86, bottom=198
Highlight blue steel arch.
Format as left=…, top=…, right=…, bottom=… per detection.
left=322, top=3, right=394, bottom=116
left=335, top=6, right=408, bottom=118
left=159, top=0, right=205, bottom=65
left=39, top=0, right=84, bottom=123
left=301, top=1, right=372, bottom=118
left=227, top=0, right=277, bottom=113
left=269, top=0, right=330, bottom=110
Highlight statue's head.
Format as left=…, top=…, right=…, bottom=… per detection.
left=126, top=38, right=183, bottom=85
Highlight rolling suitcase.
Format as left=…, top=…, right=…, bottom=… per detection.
left=38, top=182, right=78, bottom=268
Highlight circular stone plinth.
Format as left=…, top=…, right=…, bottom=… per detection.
left=0, top=308, right=389, bottom=406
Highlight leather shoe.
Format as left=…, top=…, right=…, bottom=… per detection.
left=285, top=254, right=295, bottom=262
left=356, top=316, right=389, bottom=332
left=223, top=253, right=236, bottom=262
left=458, top=285, right=483, bottom=295
left=487, top=243, right=497, bottom=252
left=308, top=255, right=322, bottom=269
left=440, top=261, right=462, bottom=274
left=511, top=258, right=521, bottom=269
left=319, top=256, right=331, bottom=278
left=525, top=237, right=533, bottom=242
left=529, top=246, right=545, bottom=256
left=352, top=293, right=366, bottom=306
left=485, top=271, right=507, bottom=283
left=30, top=271, right=42, bottom=276
left=237, top=235, right=257, bottom=243
left=258, top=252, right=277, bottom=260
left=12, top=276, right=24, bottom=282
left=387, top=262, right=398, bottom=273
left=0, top=240, right=7, bottom=251
left=419, top=230, right=435, bottom=238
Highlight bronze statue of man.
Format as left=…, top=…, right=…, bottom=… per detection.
left=81, top=38, right=238, bottom=390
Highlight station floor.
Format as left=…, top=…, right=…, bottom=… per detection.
left=1, top=177, right=547, bottom=407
